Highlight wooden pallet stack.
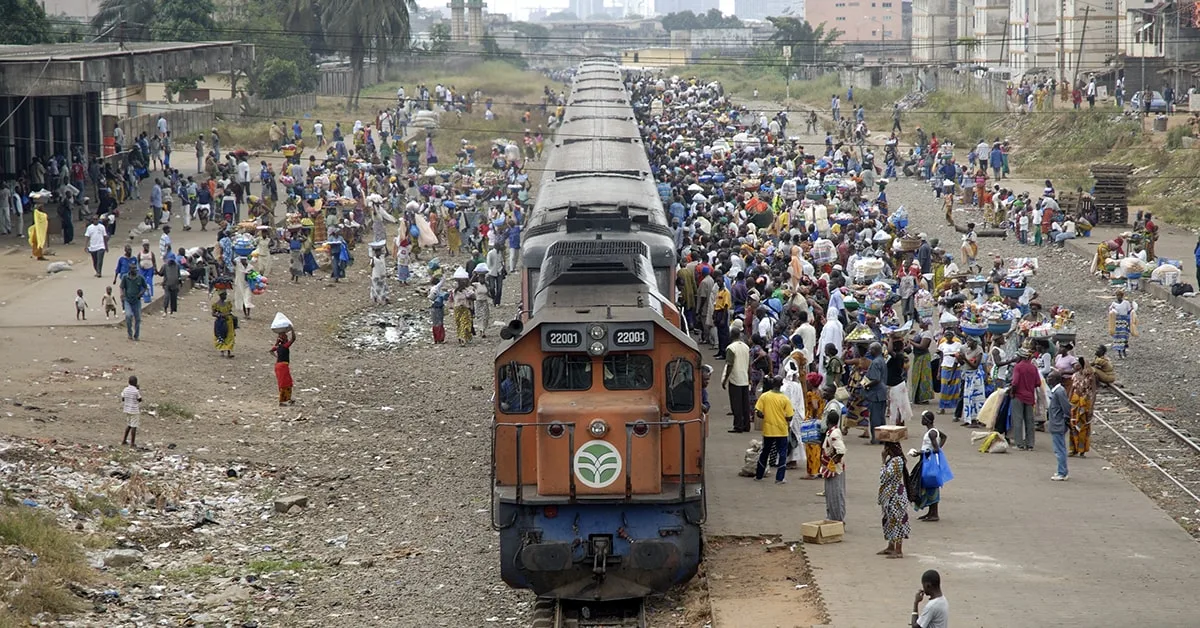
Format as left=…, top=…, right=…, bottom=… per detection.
left=1090, top=163, right=1133, bottom=225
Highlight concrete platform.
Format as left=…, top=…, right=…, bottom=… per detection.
left=704, top=377, right=1200, bottom=626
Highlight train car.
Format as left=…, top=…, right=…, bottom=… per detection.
left=518, top=61, right=677, bottom=326
left=492, top=59, right=704, bottom=627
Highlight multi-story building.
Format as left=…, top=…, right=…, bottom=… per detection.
left=1008, top=0, right=1120, bottom=82
left=911, top=0, right=957, bottom=61
left=731, top=0, right=805, bottom=21
left=956, top=0, right=1008, bottom=65
left=805, top=0, right=904, bottom=45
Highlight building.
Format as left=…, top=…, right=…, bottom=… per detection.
left=570, top=0, right=606, bottom=19
left=0, top=41, right=253, bottom=176
left=654, top=0, right=721, bottom=14
left=805, top=0, right=903, bottom=45
left=1006, top=0, right=1121, bottom=83
left=911, top=0, right=957, bottom=61
left=40, top=0, right=100, bottom=18
left=731, top=0, right=805, bottom=21
left=956, top=0, right=1008, bottom=65
left=620, top=47, right=689, bottom=67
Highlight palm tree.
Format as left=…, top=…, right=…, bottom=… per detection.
left=289, top=0, right=417, bottom=111
left=767, top=17, right=843, bottom=63
left=90, top=0, right=158, bottom=42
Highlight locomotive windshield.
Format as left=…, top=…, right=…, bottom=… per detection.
left=602, top=354, right=653, bottom=390
left=543, top=355, right=592, bottom=390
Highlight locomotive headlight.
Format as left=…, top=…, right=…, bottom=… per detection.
left=547, top=422, right=566, bottom=438
left=589, top=419, right=609, bottom=438
left=588, top=324, right=606, bottom=340
left=588, top=341, right=605, bottom=355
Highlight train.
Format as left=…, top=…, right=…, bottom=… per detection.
left=491, top=58, right=705, bottom=626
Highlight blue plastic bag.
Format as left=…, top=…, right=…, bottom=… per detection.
left=921, top=451, right=953, bottom=488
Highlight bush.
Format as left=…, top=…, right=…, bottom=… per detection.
left=1166, top=124, right=1193, bottom=150
left=0, top=507, right=93, bottom=619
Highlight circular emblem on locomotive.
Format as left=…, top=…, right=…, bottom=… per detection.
left=573, top=440, right=622, bottom=489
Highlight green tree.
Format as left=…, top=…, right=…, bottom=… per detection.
left=289, top=0, right=418, bottom=110
left=428, top=23, right=451, bottom=53
left=700, top=8, right=741, bottom=28
left=0, top=0, right=53, bottom=44
left=510, top=21, right=549, bottom=51
left=150, top=0, right=218, bottom=41
left=89, top=0, right=157, bottom=42
left=224, top=0, right=316, bottom=98
left=766, top=17, right=842, bottom=63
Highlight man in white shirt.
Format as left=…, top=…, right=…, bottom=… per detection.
left=1031, top=205, right=1044, bottom=246
left=156, top=115, right=168, bottom=136
left=486, top=243, right=504, bottom=306
left=313, top=120, right=325, bottom=147
left=722, top=324, right=752, bottom=433
left=84, top=215, right=109, bottom=277
left=236, top=157, right=250, bottom=216
left=793, top=311, right=817, bottom=369
left=911, top=569, right=948, bottom=628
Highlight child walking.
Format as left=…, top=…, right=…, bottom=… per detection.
left=120, top=375, right=142, bottom=447
left=101, top=286, right=118, bottom=319
left=75, top=289, right=88, bottom=320
left=269, top=328, right=297, bottom=405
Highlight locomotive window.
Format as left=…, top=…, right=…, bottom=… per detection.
left=497, top=363, right=534, bottom=414
left=665, top=358, right=695, bottom=413
left=543, top=355, right=593, bottom=391
left=603, top=354, right=653, bottom=390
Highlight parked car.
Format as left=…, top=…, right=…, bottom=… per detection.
left=1129, top=90, right=1169, bottom=113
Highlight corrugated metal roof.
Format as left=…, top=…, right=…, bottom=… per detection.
left=0, top=41, right=241, bottom=63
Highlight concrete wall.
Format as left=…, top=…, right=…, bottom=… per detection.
left=835, top=64, right=1009, bottom=110
left=118, top=94, right=317, bottom=145
left=317, top=63, right=381, bottom=96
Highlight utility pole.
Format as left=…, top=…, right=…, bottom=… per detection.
left=1074, top=6, right=1089, bottom=88
left=1174, top=0, right=1182, bottom=97
left=1059, top=0, right=1066, bottom=94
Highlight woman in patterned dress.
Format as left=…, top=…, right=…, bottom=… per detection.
left=878, top=441, right=910, bottom=558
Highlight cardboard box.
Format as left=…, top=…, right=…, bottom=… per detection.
left=801, top=519, right=845, bottom=544
left=875, top=425, right=908, bottom=443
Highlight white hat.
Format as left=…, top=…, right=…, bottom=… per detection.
left=453, top=266, right=469, bottom=280
left=473, top=262, right=489, bottom=274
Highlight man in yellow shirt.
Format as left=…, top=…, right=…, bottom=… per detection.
left=754, top=377, right=795, bottom=483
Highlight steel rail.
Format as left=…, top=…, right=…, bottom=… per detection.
left=1094, top=384, right=1200, bottom=504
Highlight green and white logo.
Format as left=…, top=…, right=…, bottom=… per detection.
left=573, top=440, right=622, bottom=489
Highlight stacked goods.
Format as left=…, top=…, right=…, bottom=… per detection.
left=1050, top=306, right=1076, bottom=342
left=1089, top=163, right=1133, bottom=225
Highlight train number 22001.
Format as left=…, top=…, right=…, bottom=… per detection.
left=546, top=330, right=582, bottom=347
left=613, top=329, right=648, bottom=346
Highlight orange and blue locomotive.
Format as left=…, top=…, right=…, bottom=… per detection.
left=491, top=59, right=705, bottom=623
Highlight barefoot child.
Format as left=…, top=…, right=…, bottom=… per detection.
left=120, top=375, right=142, bottom=447
left=101, top=286, right=118, bottom=319
left=75, top=289, right=88, bottom=320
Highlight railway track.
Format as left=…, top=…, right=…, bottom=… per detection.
left=1092, top=384, right=1200, bottom=505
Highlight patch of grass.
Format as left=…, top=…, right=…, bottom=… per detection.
left=68, top=493, right=119, bottom=517
left=98, top=515, right=125, bottom=532
left=0, top=507, right=94, bottom=619
left=217, top=59, right=551, bottom=162
left=153, top=401, right=195, bottom=421
left=1166, top=124, right=1194, bottom=149
left=245, top=558, right=319, bottom=575
left=125, top=562, right=227, bottom=586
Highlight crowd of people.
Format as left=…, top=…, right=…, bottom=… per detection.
left=624, top=70, right=1151, bottom=568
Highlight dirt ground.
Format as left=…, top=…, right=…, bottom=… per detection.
left=0, top=235, right=534, bottom=624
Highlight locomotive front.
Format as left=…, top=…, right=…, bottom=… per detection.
left=491, top=241, right=705, bottom=602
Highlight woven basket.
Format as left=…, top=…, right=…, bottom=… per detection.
left=897, top=237, right=922, bottom=252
